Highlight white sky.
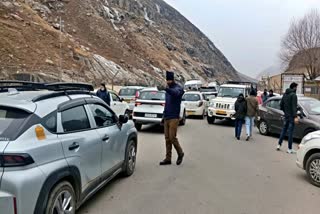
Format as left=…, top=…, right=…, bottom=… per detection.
left=164, top=0, right=320, bottom=77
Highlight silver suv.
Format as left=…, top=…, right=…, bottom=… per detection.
left=0, top=81, right=138, bottom=214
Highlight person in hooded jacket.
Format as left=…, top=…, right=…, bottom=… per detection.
left=245, top=90, right=259, bottom=141
left=96, top=83, right=111, bottom=106
left=277, top=82, right=299, bottom=154
left=234, top=93, right=247, bottom=140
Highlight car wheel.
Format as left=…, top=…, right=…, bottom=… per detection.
left=306, top=153, right=320, bottom=188
left=45, top=181, right=76, bottom=214
left=259, top=120, right=269, bottom=135
left=122, top=139, right=137, bottom=177
left=207, top=116, right=215, bottom=124
left=135, top=123, right=142, bottom=131
left=179, top=111, right=186, bottom=126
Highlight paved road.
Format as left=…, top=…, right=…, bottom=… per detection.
left=78, top=119, right=320, bottom=214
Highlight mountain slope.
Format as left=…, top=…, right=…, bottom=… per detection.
left=0, top=0, right=243, bottom=85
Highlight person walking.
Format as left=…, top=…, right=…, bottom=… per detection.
left=96, top=83, right=111, bottom=106
left=245, top=90, right=259, bottom=141
left=234, top=93, right=247, bottom=140
left=159, top=71, right=185, bottom=166
left=262, top=89, right=269, bottom=103
left=277, top=82, right=299, bottom=154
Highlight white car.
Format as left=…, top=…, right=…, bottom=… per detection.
left=132, top=88, right=186, bottom=131
left=297, top=130, right=320, bottom=187
left=182, top=91, right=206, bottom=119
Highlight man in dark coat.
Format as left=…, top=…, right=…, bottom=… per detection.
left=268, top=89, right=275, bottom=98
left=159, top=71, right=185, bottom=166
left=277, top=82, right=299, bottom=154
left=234, top=93, right=247, bottom=140
left=96, top=83, right=111, bottom=106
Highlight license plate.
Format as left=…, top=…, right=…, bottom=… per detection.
left=187, top=111, right=195, bottom=115
left=216, top=110, right=226, bottom=115
left=145, top=113, right=157, bottom=118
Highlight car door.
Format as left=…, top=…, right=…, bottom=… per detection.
left=57, top=104, right=102, bottom=192
left=265, top=99, right=283, bottom=132
left=87, top=103, right=126, bottom=175
left=110, top=92, right=126, bottom=116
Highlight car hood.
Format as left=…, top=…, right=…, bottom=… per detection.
left=309, top=115, right=320, bottom=125
left=0, top=141, right=10, bottom=188
left=211, top=97, right=237, bottom=104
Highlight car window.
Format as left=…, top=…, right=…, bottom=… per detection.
left=89, top=104, right=117, bottom=127
left=183, top=94, right=201, bottom=101
left=42, top=111, right=57, bottom=133
left=111, top=93, right=120, bottom=102
left=139, top=91, right=165, bottom=100
left=61, top=106, right=91, bottom=132
left=266, top=100, right=281, bottom=110
left=119, top=88, right=138, bottom=96
left=300, top=99, right=320, bottom=115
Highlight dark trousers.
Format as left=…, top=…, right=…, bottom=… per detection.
left=235, top=119, right=244, bottom=138
left=164, top=119, right=184, bottom=161
left=278, top=116, right=295, bottom=150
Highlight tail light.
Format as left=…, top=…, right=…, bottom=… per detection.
left=0, top=154, right=34, bottom=167
left=198, top=101, right=203, bottom=107
left=135, top=102, right=142, bottom=107
left=135, top=91, right=140, bottom=99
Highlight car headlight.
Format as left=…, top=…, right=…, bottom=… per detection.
left=209, top=102, right=215, bottom=107
left=301, top=133, right=320, bottom=145
left=229, top=104, right=234, bottom=110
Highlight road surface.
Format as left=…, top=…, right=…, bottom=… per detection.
left=78, top=119, right=320, bottom=214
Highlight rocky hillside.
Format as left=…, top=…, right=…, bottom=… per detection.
left=0, top=0, right=245, bottom=86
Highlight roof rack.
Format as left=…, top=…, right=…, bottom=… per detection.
left=0, top=81, right=94, bottom=92
left=32, top=90, right=96, bottom=102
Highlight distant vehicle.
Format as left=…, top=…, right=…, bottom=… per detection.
left=207, top=81, right=257, bottom=124
left=296, top=130, right=320, bottom=187
left=0, top=81, right=137, bottom=214
left=257, top=96, right=320, bottom=139
left=200, top=86, right=218, bottom=97
left=184, top=80, right=203, bottom=91
left=182, top=91, right=206, bottom=119
left=208, top=81, right=220, bottom=91
left=132, top=88, right=186, bottom=131
left=119, top=86, right=145, bottom=113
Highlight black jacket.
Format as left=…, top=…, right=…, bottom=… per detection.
left=96, top=89, right=111, bottom=106
left=164, top=83, right=184, bottom=119
left=235, top=98, right=247, bottom=120
left=280, top=88, right=298, bottom=117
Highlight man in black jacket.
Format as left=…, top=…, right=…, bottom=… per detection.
left=277, top=82, right=299, bottom=154
left=96, top=83, right=111, bottom=106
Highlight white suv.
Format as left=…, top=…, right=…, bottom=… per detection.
left=297, top=131, right=320, bottom=187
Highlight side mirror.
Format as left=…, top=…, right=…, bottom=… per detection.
left=297, top=110, right=304, bottom=119
left=119, top=115, right=129, bottom=124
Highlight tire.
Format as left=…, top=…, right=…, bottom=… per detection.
left=179, top=111, right=186, bottom=126
left=207, top=116, right=215, bottom=124
left=135, top=123, right=142, bottom=131
left=259, top=120, right=269, bottom=135
left=45, top=181, right=76, bottom=214
left=122, top=139, right=137, bottom=177
left=306, top=153, right=320, bottom=188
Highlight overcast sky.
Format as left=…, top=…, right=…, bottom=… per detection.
left=164, top=0, right=320, bottom=77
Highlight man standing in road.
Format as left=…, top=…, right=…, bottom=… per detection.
left=245, top=90, right=259, bottom=141
left=159, top=71, right=185, bottom=166
left=277, top=82, right=299, bottom=154
left=96, top=83, right=111, bottom=106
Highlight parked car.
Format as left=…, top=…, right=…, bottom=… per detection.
left=119, top=86, right=145, bottom=113
left=257, top=96, right=320, bottom=139
left=296, top=131, right=320, bottom=187
left=132, top=88, right=186, bottom=131
left=184, top=79, right=203, bottom=91
left=182, top=91, right=206, bottom=119
left=0, top=81, right=137, bottom=214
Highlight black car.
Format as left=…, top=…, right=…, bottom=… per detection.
left=257, top=96, right=320, bottom=139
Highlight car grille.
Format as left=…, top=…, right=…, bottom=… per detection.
left=216, top=103, right=230, bottom=109
left=134, top=112, right=163, bottom=118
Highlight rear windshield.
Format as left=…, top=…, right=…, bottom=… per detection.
left=119, top=88, right=138, bottom=96
left=0, top=107, right=30, bottom=141
left=200, top=87, right=216, bottom=92
left=183, top=94, right=201, bottom=101
left=139, top=91, right=165, bottom=100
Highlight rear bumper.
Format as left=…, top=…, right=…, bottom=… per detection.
left=133, top=117, right=162, bottom=124
left=207, top=107, right=235, bottom=119
left=0, top=191, right=15, bottom=214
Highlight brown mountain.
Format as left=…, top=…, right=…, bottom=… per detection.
left=0, top=0, right=247, bottom=85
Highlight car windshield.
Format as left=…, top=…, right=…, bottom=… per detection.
left=300, top=99, right=320, bottom=115
left=139, top=91, right=165, bottom=100
left=183, top=94, right=201, bottom=101
left=218, top=87, right=245, bottom=98
left=119, top=88, right=138, bottom=96
left=0, top=107, right=30, bottom=141
left=200, top=87, right=216, bottom=92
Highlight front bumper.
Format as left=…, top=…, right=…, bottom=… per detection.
left=186, top=107, right=204, bottom=116
left=296, top=144, right=306, bottom=169
left=207, top=107, right=235, bottom=119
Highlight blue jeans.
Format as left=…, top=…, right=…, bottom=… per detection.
left=278, top=116, right=295, bottom=150
left=235, top=119, right=244, bottom=138
left=245, top=116, right=255, bottom=137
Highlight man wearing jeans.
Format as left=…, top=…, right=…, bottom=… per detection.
left=245, top=90, right=259, bottom=141
left=277, top=82, right=299, bottom=154
left=159, top=71, right=185, bottom=166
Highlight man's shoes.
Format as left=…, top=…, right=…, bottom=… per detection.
left=237, top=137, right=240, bottom=140
left=287, top=149, right=296, bottom=154
left=159, top=160, right=172, bottom=165
left=246, top=136, right=250, bottom=141
left=276, top=144, right=281, bottom=151
left=176, top=153, right=184, bottom=165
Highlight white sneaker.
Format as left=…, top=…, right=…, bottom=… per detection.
left=287, top=149, right=296, bottom=154
left=276, top=145, right=281, bottom=151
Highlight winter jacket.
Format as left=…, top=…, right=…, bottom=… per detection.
left=280, top=88, right=298, bottom=117
left=164, top=83, right=184, bottom=119
left=234, top=98, right=247, bottom=120
left=96, top=89, right=111, bottom=106
left=262, top=92, right=269, bottom=103
left=246, top=96, right=259, bottom=117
